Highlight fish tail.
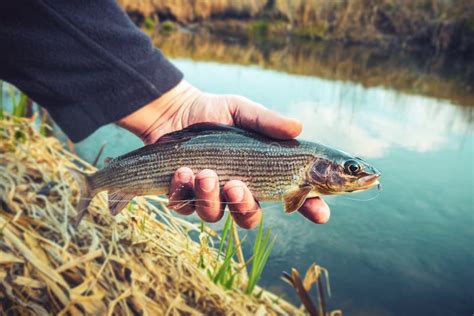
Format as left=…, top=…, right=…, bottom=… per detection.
left=67, top=167, right=94, bottom=226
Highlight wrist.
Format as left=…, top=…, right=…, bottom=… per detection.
left=117, top=80, right=201, bottom=144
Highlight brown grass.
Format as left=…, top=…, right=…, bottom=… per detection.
left=0, top=115, right=303, bottom=315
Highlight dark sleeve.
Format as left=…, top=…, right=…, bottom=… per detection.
left=0, top=0, right=183, bottom=142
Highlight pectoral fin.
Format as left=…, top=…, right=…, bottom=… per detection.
left=108, top=191, right=135, bottom=216
left=283, top=185, right=312, bottom=214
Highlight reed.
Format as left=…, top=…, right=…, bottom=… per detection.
left=245, top=215, right=275, bottom=295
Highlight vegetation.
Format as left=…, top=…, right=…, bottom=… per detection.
left=197, top=212, right=275, bottom=296
left=0, top=111, right=303, bottom=315
left=7, top=83, right=28, bottom=118
left=143, top=16, right=156, bottom=31
left=118, top=0, right=474, bottom=56
left=160, top=20, right=176, bottom=33
left=248, top=19, right=270, bottom=37
left=292, top=23, right=328, bottom=40
left=0, top=86, right=341, bottom=316
left=153, top=31, right=474, bottom=108
left=245, top=214, right=275, bottom=295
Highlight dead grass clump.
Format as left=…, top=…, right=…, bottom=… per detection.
left=0, top=115, right=302, bottom=315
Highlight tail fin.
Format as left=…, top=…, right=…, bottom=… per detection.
left=67, top=167, right=93, bottom=226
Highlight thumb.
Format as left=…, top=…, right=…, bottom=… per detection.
left=227, top=95, right=302, bottom=139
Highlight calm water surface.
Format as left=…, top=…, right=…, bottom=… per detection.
left=76, top=59, right=473, bottom=315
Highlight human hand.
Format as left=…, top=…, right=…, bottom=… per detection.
left=118, top=80, right=330, bottom=228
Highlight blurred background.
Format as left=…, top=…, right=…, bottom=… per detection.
left=73, top=1, right=474, bottom=315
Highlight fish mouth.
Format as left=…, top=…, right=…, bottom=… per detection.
left=357, top=174, right=381, bottom=188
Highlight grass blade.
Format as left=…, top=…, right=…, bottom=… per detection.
left=14, top=92, right=28, bottom=117
left=245, top=215, right=275, bottom=295
left=217, top=214, right=232, bottom=260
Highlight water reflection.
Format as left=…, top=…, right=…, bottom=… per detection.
left=154, top=31, right=474, bottom=107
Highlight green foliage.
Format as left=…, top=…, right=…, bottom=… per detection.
left=198, top=220, right=206, bottom=269
left=144, top=16, right=156, bottom=31
left=198, top=213, right=275, bottom=294
left=5, top=84, right=29, bottom=118
left=217, top=213, right=232, bottom=260
left=161, top=20, right=176, bottom=33
left=249, top=19, right=270, bottom=38
left=211, top=214, right=240, bottom=290
left=245, top=214, right=275, bottom=295
left=293, top=23, right=328, bottom=40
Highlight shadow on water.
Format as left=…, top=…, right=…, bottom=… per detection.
left=153, top=30, right=474, bottom=109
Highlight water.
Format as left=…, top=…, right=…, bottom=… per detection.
left=75, top=55, right=473, bottom=315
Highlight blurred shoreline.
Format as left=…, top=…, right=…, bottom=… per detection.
left=119, top=0, right=474, bottom=60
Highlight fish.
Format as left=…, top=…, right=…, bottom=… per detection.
left=69, top=123, right=381, bottom=225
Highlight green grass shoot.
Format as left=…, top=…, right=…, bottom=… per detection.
left=198, top=220, right=206, bottom=269
left=6, top=84, right=28, bottom=118
left=245, top=214, right=275, bottom=295
left=217, top=213, right=232, bottom=260
left=199, top=213, right=276, bottom=294
left=212, top=214, right=239, bottom=290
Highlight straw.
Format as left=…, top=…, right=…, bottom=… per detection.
left=0, top=114, right=303, bottom=315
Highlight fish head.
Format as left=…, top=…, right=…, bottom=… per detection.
left=307, top=155, right=381, bottom=195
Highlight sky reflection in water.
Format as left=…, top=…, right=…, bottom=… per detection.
left=76, top=59, right=473, bottom=316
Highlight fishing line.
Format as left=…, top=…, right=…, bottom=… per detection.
left=339, top=183, right=382, bottom=202
left=73, top=197, right=282, bottom=214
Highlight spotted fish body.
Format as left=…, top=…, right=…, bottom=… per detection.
left=70, top=124, right=381, bottom=224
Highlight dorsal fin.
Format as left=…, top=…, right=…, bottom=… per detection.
left=155, top=123, right=251, bottom=144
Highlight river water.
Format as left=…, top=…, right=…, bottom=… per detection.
left=74, top=38, right=473, bottom=315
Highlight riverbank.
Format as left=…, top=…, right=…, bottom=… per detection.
left=118, top=0, right=474, bottom=59
left=0, top=114, right=304, bottom=315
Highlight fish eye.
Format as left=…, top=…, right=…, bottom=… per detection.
left=344, top=160, right=361, bottom=175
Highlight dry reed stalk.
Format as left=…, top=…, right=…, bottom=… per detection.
left=0, top=115, right=304, bottom=315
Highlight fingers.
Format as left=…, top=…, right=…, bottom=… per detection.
left=227, top=95, right=303, bottom=140
left=223, top=180, right=262, bottom=229
left=194, top=169, right=225, bottom=222
left=169, top=167, right=328, bottom=227
left=168, top=167, right=195, bottom=215
left=298, top=197, right=331, bottom=224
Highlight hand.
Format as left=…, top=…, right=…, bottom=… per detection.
left=118, top=80, right=330, bottom=228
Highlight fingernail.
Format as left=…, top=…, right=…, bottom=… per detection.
left=198, top=177, right=216, bottom=192
left=226, top=186, right=245, bottom=203
left=179, top=171, right=192, bottom=183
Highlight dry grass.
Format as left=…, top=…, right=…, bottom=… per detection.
left=0, top=115, right=303, bottom=315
